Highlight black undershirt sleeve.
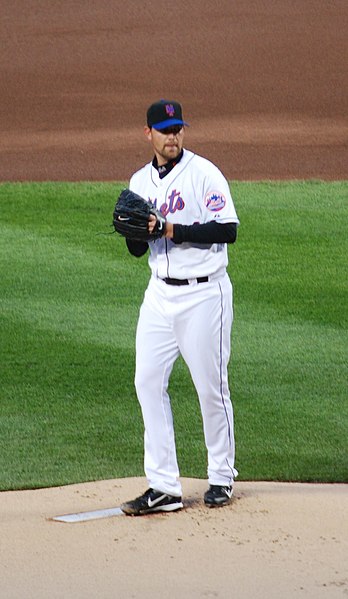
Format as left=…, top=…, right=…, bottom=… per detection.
left=126, top=238, right=149, bottom=257
left=172, top=221, right=237, bottom=244
left=125, top=222, right=237, bottom=256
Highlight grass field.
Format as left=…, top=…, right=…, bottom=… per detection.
left=0, top=181, right=347, bottom=490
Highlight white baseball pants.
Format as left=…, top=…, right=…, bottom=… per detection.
left=134, top=273, right=237, bottom=497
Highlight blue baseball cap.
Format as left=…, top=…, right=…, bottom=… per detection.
left=147, top=99, right=189, bottom=130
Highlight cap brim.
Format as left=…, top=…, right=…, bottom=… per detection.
left=152, top=119, right=189, bottom=130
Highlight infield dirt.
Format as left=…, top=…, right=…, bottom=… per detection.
left=1, top=0, right=347, bottom=182
left=1, top=478, right=347, bottom=598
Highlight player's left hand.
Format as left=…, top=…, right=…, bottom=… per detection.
left=148, top=215, right=173, bottom=239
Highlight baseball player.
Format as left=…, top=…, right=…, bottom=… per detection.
left=120, top=99, right=239, bottom=515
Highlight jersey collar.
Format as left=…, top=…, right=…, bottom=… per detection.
left=152, top=149, right=184, bottom=179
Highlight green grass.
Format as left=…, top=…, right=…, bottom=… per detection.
left=0, top=181, right=347, bottom=489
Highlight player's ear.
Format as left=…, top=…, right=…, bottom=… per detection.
left=144, top=126, right=152, bottom=141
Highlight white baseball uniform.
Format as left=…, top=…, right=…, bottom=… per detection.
left=129, top=148, right=239, bottom=497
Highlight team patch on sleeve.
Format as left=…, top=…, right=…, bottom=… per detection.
left=204, top=191, right=226, bottom=212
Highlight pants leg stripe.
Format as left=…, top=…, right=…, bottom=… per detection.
left=218, top=281, right=235, bottom=478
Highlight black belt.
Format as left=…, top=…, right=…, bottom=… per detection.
left=163, top=276, right=209, bottom=286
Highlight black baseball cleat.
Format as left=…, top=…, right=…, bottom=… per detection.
left=120, top=488, right=183, bottom=516
left=204, top=485, right=233, bottom=507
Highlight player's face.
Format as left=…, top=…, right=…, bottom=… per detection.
left=145, top=125, right=185, bottom=165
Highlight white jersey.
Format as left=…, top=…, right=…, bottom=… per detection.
left=129, top=149, right=239, bottom=280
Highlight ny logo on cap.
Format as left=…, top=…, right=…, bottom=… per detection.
left=165, top=104, right=175, bottom=117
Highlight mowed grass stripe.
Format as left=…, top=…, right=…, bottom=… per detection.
left=0, top=181, right=347, bottom=489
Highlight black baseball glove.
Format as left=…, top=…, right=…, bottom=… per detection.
left=113, top=188, right=166, bottom=241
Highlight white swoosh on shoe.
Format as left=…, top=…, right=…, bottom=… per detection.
left=147, top=494, right=167, bottom=508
